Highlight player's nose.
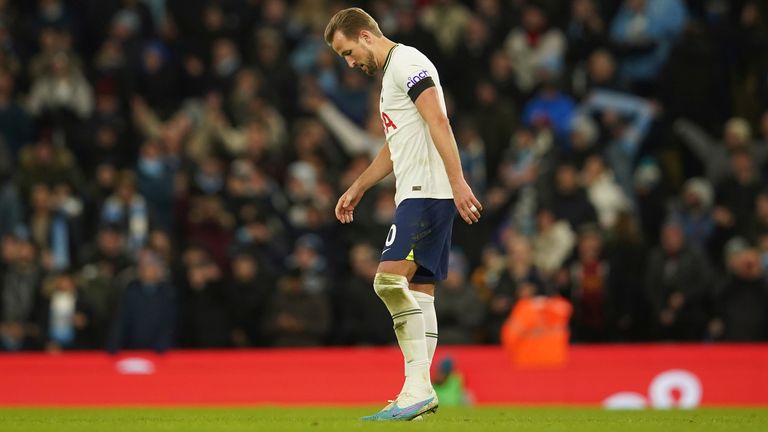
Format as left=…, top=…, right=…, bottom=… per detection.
left=344, top=56, right=355, bottom=68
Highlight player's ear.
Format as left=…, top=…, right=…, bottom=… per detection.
left=360, top=30, right=372, bottom=44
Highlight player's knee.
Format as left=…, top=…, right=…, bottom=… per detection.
left=374, top=273, right=423, bottom=327
left=374, top=272, right=415, bottom=311
left=373, top=272, right=408, bottom=298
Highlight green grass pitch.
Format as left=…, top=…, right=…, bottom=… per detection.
left=1, top=407, right=766, bottom=432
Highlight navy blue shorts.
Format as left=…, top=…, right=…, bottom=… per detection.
left=380, top=198, right=456, bottom=284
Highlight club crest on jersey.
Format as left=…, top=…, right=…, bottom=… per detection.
left=406, top=70, right=430, bottom=89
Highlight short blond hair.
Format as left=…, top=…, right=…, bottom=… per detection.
left=324, top=7, right=382, bottom=45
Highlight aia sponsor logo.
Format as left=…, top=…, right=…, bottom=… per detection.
left=603, top=369, right=703, bottom=410
left=406, top=70, right=430, bottom=89
left=382, top=112, right=397, bottom=133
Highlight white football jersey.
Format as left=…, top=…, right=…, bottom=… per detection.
left=379, top=44, right=453, bottom=206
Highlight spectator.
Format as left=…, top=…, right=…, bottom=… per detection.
left=674, top=117, right=767, bottom=186
left=107, top=249, right=176, bottom=353
left=328, top=68, right=370, bottom=127
left=25, top=183, right=79, bottom=273
left=17, top=130, right=83, bottom=197
left=178, top=248, right=231, bottom=348
left=227, top=69, right=266, bottom=126
left=250, top=28, right=298, bottom=119
left=577, top=48, right=623, bottom=97
left=261, top=268, right=331, bottom=347
left=39, top=271, right=94, bottom=351
left=0, top=173, right=22, bottom=240
left=135, top=41, right=179, bottom=119
left=646, top=220, right=711, bottom=340
left=493, top=126, right=552, bottom=234
left=0, top=69, right=32, bottom=158
left=227, top=251, right=274, bottom=347
left=532, top=206, right=576, bottom=278
left=229, top=167, right=290, bottom=269
left=184, top=195, right=234, bottom=270
left=565, top=0, right=607, bottom=66
left=91, top=39, right=133, bottom=107
left=27, top=51, right=94, bottom=119
left=504, top=3, right=566, bottom=94
left=284, top=234, right=328, bottom=295
left=709, top=239, right=768, bottom=341
left=759, top=110, right=768, bottom=148
left=577, top=88, right=657, bottom=200
left=521, top=80, right=576, bottom=139
left=582, top=154, right=630, bottom=230
left=209, top=38, right=241, bottom=94
left=758, top=232, right=768, bottom=279
left=557, top=225, right=617, bottom=341
left=28, top=26, right=80, bottom=81
left=390, top=6, right=441, bottom=68
left=487, top=236, right=545, bottom=343
left=81, top=91, right=129, bottom=172
left=469, top=245, right=505, bottom=305
left=474, top=0, right=514, bottom=46
left=448, top=15, right=494, bottom=106
left=337, top=243, right=394, bottom=346
left=486, top=49, right=522, bottom=106
left=420, top=0, right=471, bottom=57
left=136, top=139, right=174, bottom=232
left=669, top=177, right=715, bottom=250
left=606, top=212, right=650, bottom=340
left=302, top=88, right=382, bottom=159
left=633, top=157, right=667, bottom=246
left=712, top=148, right=763, bottom=242
left=100, top=170, right=151, bottom=254
left=544, top=162, right=599, bottom=231
left=77, top=226, right=128, bottom=347
left=728, top=1, right=768, bottom=124
left=518, top=128, right=563, bottom=209
left=456, top=121, right=487, bottom=198
left=658, top=21, right=726, bottom=128
left=435, top=250, right=485, bottom=344
left=472, top=80, right=517, bottom=186
left=609, top=0, right=688, bottom=94
left=79, top=224, right=131, bottom=272
left=749, top=189, right=768, bottom=242
left=0, top=232, right=43, bottom=351
left=562, top=115, right=599, bottom=168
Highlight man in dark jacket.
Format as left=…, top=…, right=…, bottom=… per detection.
left=646, top=219, right=711, bottom=340
left=107, top=249, right=176, bottom=353
left=709, top=239, right=768, bottom=341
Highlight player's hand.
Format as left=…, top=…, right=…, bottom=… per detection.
left=335, top=185, right=363, bottom=224
left=452, top=179, right=482, bottom=225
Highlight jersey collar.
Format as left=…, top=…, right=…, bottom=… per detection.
left=382, top=43, right=399, bottom=75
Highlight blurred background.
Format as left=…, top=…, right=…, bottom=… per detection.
left=0, top=0, right=767, bottom=356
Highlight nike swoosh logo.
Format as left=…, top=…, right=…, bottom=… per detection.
left=382, top=248, right=391, bottom=254
left=388, top=398, right=434, bottom=418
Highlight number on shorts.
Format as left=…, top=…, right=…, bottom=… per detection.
left=385, top=224, right=397, bottom=247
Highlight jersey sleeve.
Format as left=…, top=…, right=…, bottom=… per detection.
left=391, top=50, right=436, bottom=103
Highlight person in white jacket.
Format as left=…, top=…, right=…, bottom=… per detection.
left=27, top=51, right=93, bottom=119
left=532, top=206, right=576, bottom=278
left=583, top=154, right=630, bottom=230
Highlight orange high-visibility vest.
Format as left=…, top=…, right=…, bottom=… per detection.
left=501, top=296, right=572, bottom=367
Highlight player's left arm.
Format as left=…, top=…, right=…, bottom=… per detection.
left=414, top=87, right=482, bottom=224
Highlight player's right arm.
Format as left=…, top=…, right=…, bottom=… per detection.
left=335, top=143, right=393, bottom=224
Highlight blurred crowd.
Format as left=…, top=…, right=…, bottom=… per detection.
left=0, top=0, right=767, bottom=353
